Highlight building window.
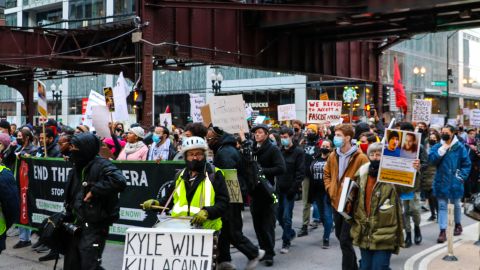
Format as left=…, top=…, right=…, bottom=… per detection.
left=68, top=98, right=84, bottom=115
left=5, top=13, right=17, bottom=26
left=6, top=0, right=17, bottom=8
left=69, top=0, right=105, bottom=28
left=114, top=0, right=135, bottom=19
left=37, top=9, right=62, bottom=27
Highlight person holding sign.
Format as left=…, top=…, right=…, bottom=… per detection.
left=428, top=125, right=471, bottom=243
left=142, top=136, right=229, bottom=232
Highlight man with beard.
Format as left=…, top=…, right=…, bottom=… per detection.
left=35, top=128, right=61, bottom=158
left=205, top=127, right=265, bottom=270
left=63, top=133, right=127, bottom=270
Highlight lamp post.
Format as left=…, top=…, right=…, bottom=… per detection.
left=210, top=70, right=223, bottom=95
left=413, top=66, right=427, bottom=93
left=446, top=30, right=458, bottom=125
left=50, top=83, right=62, bottom=122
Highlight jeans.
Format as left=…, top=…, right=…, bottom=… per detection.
left=19, top=227, right=30, bottom=242
left=359, top=249, right=392, bottom=270
left=334, top=211, right=358, bottom=270
left=250, top=194, right=276, bottom=260
left=312, top=190, right=333, bottom=241
left=277, top=192, right=296, bottom=245
left=312, top=202, right=320, bottom=222
left=437, top=198, right=462, bottom=230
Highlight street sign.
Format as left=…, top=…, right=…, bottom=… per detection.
left=431, top=81, right=447, bottom=87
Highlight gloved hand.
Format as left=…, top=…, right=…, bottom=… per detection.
left=142, top=199, right=160, bottom=210
left=191, top=209, right=209, bottom=226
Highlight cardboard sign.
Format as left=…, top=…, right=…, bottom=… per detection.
left=306, top=100, right=343, bottom=125
left=104, top=87, right=115, bottom=112
left=471, top=109, right=480, bottom=127
left=84, top=90, right=106, bottom=127
left=122, top=227, right=214, bottom=270
left=189, top=94, right=205, bottom=123
left=412, top=99, right=432, bottom=124
left=160, top=113, right=172, bottom=131
left=378, top=129, right=420, bottom=187
left=277, top=104, right=296, bottom=121
left=208, top=95, right=248, bottom=133
left=223, top=169, right=243, bottom=203
left=92, top=105, right=111, bottom=138
left=200, top=105, right=212, bottom=127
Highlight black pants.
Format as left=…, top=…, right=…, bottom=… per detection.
left=334, top=211, right=358, bottom=270
left=64, top=225, right=109, bottom=270
left=218, top=203, right=259, bottom=263
left=425, top=189, right=438, bottom=217
left=250, top=195, right=276, bottom=260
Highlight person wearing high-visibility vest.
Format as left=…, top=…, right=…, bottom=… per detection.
left=143, top=136, right=229, bottom=231
left=0, top=133, right=20, bottom=254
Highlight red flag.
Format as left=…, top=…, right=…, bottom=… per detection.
left=393, top=57, right=408, bottom=114
left=165, top=105, right=170, bottom=113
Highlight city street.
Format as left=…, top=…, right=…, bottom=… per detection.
left=1, top=202, right=479, bottom=270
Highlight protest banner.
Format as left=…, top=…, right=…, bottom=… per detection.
left=81, top=98, right=88, bottom=123
left=200, top=105, right=212, bottom=127
left=412, top=99, right=432, bottom=124
left=103, top=87, right=115, bottom=112
left=471, top=109, right=480, bottom=127
left=160, top=113, right=173, bottom=131
left=378, top=129, right=420, bottom=187
left=84, top=90, right=106, bottom=127
left=112, top=72, right=130, bottom=121
left=16, top=158, right=185, bottom=242
left=189, top=94, right=205, bottom=123
left=208, top=95, right=248, bottom=133
left=306, top=100, right=343, bottom=125
left=92, top=105, right=111, bottom=138
left=122, top=227, right=214, bottom=270
left=223, top=169, right=243, bottom=203
left=277, top=104, right=296, bottom=121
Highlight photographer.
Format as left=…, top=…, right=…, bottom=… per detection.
left=63, top=133, right=127, bottom=270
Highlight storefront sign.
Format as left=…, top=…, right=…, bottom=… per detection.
left=277, top=104, right=296, bottom=121
left=412, top=99, right=432, bottom=124
left=122, top=228, right=214, bottom=270
left=378, top=129, right=420, bottom=187
left=245, top=102, right=269, bottom=108
left=343, top=87, right=357, bottom=103
left=208, top=95, right=248, bottom=133
left=471, top=109, right=480, bottom=127
left=306, top=100, right=343, bottom=125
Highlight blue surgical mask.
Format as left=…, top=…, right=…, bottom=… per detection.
left=281, top=138, right=290, bottom=147
left=333, top=136, right=344, bottom=148
left=152, top=134, right=161, bottom=143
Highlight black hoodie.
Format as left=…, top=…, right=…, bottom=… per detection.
left=252, top=140, right=286, bottom=184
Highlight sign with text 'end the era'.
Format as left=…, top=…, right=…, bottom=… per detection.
left=306, top=100, right=343, bottom=125
left=122, top=228, right=214, bottom=270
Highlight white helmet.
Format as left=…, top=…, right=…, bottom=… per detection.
left=181, top=136, right=208, bottom=154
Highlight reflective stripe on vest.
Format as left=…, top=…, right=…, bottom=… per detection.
left=171, top=168, right=222, bottom=231
left=0, top=165, right=9, bottom=235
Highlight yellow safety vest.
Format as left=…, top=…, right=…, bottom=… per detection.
left=0, top=165, right=9, bottom=235
left=171, top=168, right=223, bottom=231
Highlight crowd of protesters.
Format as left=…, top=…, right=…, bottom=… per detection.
left=0, top=111, right=479, bottom=270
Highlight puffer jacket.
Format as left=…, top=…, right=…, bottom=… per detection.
left=350, top=163, right=404, bottom=254
left=0, top=166, right=20, bottom=254
left=428, top=136, right=471, bottom=200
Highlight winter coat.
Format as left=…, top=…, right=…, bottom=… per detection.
left=117, top=144, right=149, bottom=161
left=324, top=147, right=369, bottom=209
left=0, top=166, right=19, bottom=254
left=350, top=163, right=404, bottom=254
left=252, top=140, right=286, bottom=185
left=276, top=145, right=305, bottom=195
left=34, top=142, right=62, bottom=158
left=212, top=133, right=248, bottom=197
left=428, top=136, right=471, bottom=200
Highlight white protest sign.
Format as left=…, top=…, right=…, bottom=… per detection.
left=430, top=114, right=445, bottom=127
left=277, top=104, right=296, bottom=121
left=254, top=115, right=266, bottom=125
left=412, top=99, right=432, bottom=124
left=189, top=94, right=205, bottom=123
left=306, top=100, right=343, bottom=125
left=245, top=105, right=253, bottom=120
left=84, top=90, right=106, bottom=127
left=91, top=105, right=111, bottom=138
left=113, top=72, right=131, bottom=122
left=208, top=95, right=248, bottom=133
left=122, top=227, right=214, bottom=270
left=160, top=113, right=172, bottom=131
left=471, top=109, right=480, bottom=127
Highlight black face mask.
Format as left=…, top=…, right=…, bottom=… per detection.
left=186, top=159, right=206, bottom=172
left=320, top=148, right=331, bottom=155
left=418, top=128, right=424, bottom=134
left=70, top=150, right=89, bottom=167
left=428, top=140, right=437, bottom=146
left=294, top=128, right=300, bottom=133
left=368, top=160, right=380, bottom=177
left=16, top=139, right=24, bottom=146
left=307, top=133, right=318, bottom=142
left=441, top=133, right=451, bottom=141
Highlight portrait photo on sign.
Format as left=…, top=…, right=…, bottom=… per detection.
left=400, top=132, right=420, bottom=159
left=383, top=130, right=402, bottom=157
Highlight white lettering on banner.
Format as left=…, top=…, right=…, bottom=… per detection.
left=50, top=167, right=72, bottom=182
left=122, top=228, right=214, bottom=270
left=120, top=207, right=147, bottom=222
left=51, top=188, right=64, bottom=197
left=412, top=99, right=432, bottom=124
left=32, top=213, right=49, bottom=224
left=306, top=100, right=343, bottom=125
left=110, top=223, right=134, bottom=236
left=122, top=170, right=148, bottom=187
left=33, top=165, right=48, bottom=181
left=208, top=95, right=248, bottom=134
left=36, top=199, right=65, bottom=213
left=471, top=109, right=480, bottom=127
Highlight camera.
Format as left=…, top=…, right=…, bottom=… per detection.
left=63, top=222, right=81, bottom=235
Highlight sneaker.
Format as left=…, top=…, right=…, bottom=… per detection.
left=31, top=241, right=43, bottom=250
left=322, top=239, right=330, bottom=249
left=427, top=215, right=436, bottom=221
left=454, top=224, right=463, bottom=236
left=35, top=244, right=50, bottom=253
left=264, top=259, right=274, bottom=267
left=13, top=240, right=31, bottom=249
left=39, top=251, right=59, bottom=262
left=6, top=227, right=19, bottom=237
left=216, top=262, right=236, bottom=270
left=245, top=249, right=265, bottom=270
left=280, top=243, right=290, bottom=254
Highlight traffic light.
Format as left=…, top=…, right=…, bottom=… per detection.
left=382, top=85, right=392, bottom=112
left=127, top=88, right=145, bottom=109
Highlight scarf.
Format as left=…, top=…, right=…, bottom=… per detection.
left=124, top=141, right=146, bottom=154
left=149, top=138, right=171, bottom=161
